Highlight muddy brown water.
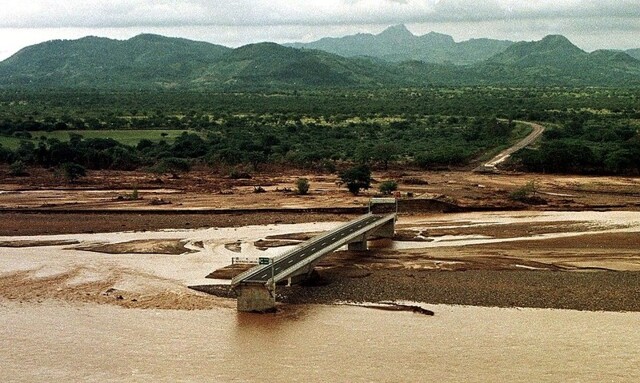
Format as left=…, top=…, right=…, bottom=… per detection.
left=1, top=301, right=638, bottom=382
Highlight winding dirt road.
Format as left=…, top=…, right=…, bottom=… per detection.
left=475, top=120, right=545, bottom=172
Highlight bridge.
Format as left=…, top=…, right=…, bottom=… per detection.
left=231, top=212, right=396, bottom=312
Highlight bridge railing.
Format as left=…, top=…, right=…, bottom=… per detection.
left=231, top=213, right=382, bottom=287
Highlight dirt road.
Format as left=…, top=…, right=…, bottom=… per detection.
left=475, top=120, right=545, bottom=172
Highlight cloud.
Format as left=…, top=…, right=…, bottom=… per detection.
left=2, top=0, right=639, bottom=29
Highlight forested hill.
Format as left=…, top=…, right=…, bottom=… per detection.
left=286, top=24, right=514, bottom=65
left=0, top=36, right=398, bottom=89
left=0, top=34, right=232, bottom=88
left=1, top=33, right=640, bottom=89
left=475, top=35, right=640, bottom=86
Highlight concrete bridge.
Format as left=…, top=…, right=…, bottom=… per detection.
left=230, top=212, right=396, bottom=312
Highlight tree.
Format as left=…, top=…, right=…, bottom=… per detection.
left=371, top=143, right=400, bottom=170
left=296, top=178, right=310, bottom=195
left=379, top=180, right=398, bottom=195
left=61, top=162, right=86, bottom=182
left=339, top=165, right=371, bottom=195
left=171, top=132, right=207, bottom=158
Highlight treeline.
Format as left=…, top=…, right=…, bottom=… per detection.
left=1, top=87, right=639, bottom=176
left=0, top=117, right=515, bottom=172
left=1, top=87, right=639, bottom=123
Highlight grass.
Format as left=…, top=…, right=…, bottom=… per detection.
left=0, top=136, right=25, bottom=150
left=0, top=129, right=196, bottom=150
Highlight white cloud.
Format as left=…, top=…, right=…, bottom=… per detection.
left=1, top=0, right=639, bottom=28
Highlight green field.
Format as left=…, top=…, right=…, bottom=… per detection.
left=0, top=130, right=195, bottom=150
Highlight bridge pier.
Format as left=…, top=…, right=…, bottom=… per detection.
left=348, top=240, right=368, bottom=251
left=375, top=219, right=395, bottom=238
left=347, top=218, right=395, bottom=251
left=235, top=284, right=276, bottom=313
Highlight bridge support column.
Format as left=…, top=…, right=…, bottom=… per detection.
left=375, top=219, right=395, bottom=239
left=348, top=239, right=368, bottom=251
left=235, top=284, right=276, bottom=313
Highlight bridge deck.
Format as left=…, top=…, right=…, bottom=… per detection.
left=231, top=213, right=395, bottom=287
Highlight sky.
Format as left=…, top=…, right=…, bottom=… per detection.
left=1, top=0, right=639, bottom=60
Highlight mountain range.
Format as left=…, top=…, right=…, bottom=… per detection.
left=287, top=25, right=514, bottom=65
left=1, top=27, right=639, bottom=89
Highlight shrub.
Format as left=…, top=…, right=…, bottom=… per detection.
left=509, top=180, right=546, bottom=205
left=228, top=168, right=252, bottom=179
left=151, top=157, right=191, bottom=174
left=379, top=180, right=398, bottom=195
left=9, top=160, right=28, bottom=177
left=296, top=178, right=310, bottom=195
left=60, top=162, right=86, bottom=182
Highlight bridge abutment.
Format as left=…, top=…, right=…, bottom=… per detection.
left=235, top=284, right=276, bottom=313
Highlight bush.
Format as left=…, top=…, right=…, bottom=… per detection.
left=296, top=178, right=310, bottom=195
left=152, top=157, right=191, bottom=174
left=509, top=180, right=546, bottom=205
left=228, top=168, right=252, bottom=179
left=379, top=180, right=398, bottom=195
left=509, top=180, right=537, bottom=201
left=60, top=162, right=86, bottom=182
left=9, top=160, right=28, bottom=176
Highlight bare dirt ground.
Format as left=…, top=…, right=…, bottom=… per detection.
left=1, top=166, right=639, bottom=311
left=1, top=166, right=639, bottom=215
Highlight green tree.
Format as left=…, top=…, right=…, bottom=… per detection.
left=371, top=143, right=400, bottom=170
left=154, top=157, right=191, bottom=175
left=339, top=165, right=371, bottom=195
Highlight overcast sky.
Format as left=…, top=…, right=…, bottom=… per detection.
left=1, top=0, right=639, bottom=60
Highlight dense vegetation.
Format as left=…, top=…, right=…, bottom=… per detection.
left=513, top=118, right=640, bottom=174
left=0, top=87, right=638, bottom=176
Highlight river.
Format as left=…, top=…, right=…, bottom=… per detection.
left=1, top=301, right=638, bottom=382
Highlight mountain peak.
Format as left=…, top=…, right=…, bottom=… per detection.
left=420, top=31, right=456, bottom=45
left=378, top=24, right=413, bottom=38
left=539, top=35, right=580, bottom=50
left=486, top=34, right=587, bottom=68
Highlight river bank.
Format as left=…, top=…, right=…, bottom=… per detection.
left=194, top=267, right=640, bottom=312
